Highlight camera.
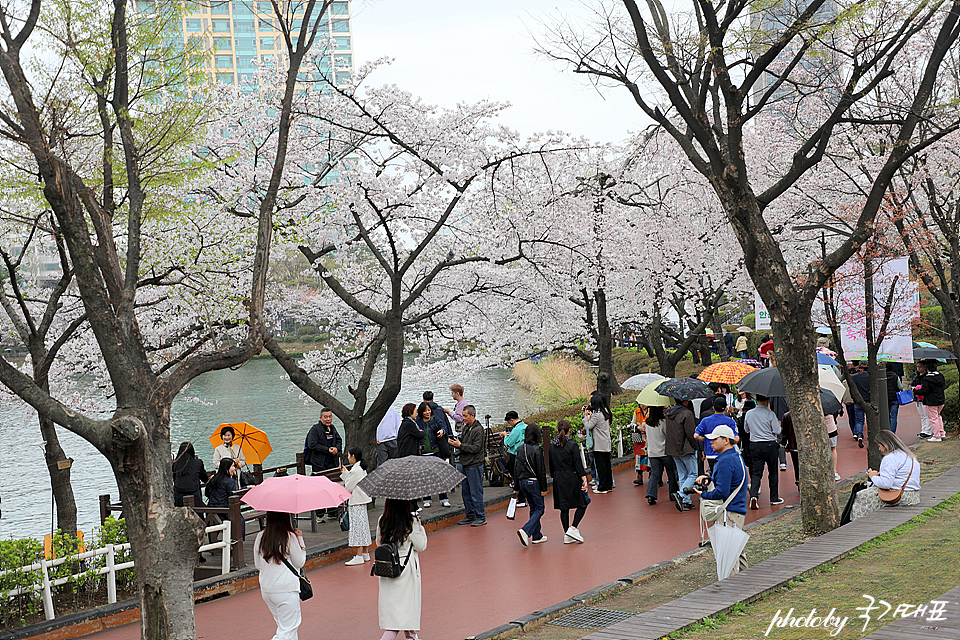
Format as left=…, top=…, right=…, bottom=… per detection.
left=682, top=478, right=711, bottom=494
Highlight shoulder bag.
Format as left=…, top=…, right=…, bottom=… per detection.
left=896, top=389, right=914, bottom=405
left=339, top=507, right=350, bottom=532
left=279, top=556, right=312, bottom=601
left=877, top=456, right=914, bottom=505
left=700, top=457, right=747, bottom=530
left=370, top=540, right=414, bottom=578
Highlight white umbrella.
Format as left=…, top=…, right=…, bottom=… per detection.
left=621, top=372, right=665, bottom=391
left=709, top=522, right=750, bottom=580
left=817, top=366, right=846, bottom=404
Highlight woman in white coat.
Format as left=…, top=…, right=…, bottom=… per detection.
left=340, top=447, right=373, bottom=565
left=377, top=498, right=427, bottom=640
left=254, top=512, right=306, bottom=640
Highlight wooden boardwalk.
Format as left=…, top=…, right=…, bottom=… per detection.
left=581, top=464, right=960, bottom=640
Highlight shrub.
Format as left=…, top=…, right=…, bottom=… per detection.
left=943, top=383, right=958, bottom=427
left=613, top=348, right=659, bottom=375
left=0, top=537, right=43, bottom=628
left=741, top=314, right=756, bottom=329
left=941, top=364, right=958, bottom=388
left=295, top=325, right=318, bottom=336
left=915, top=306, right=943, bottom=339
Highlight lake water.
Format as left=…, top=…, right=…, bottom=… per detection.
left=0, top=357, right=537, bottom=541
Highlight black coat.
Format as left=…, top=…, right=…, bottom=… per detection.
left=305, top=422, right=343, bottom=471
left=915, top=371, right=946, bottom=406
left=172, top=456, right=207, bottom=507
left=206, top=474, right=238, bottom=508
left=515, top=443, right=547, bottom=493
left=397, top=417, right=424, bottom=458
left=549, top=438, right=587, bottom=510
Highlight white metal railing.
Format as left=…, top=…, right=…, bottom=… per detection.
left=1, top=520, right=230, bottom=621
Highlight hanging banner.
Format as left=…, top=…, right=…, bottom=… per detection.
left=835, top=257, right=917, bottom=362
left=754, top=291, right=771, bottom=330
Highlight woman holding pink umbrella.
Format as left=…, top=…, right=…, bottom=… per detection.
left=254, top=512, right=305, bottom=640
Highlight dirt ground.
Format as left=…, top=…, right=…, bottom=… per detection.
left=503, top=437, right=960, bottom=640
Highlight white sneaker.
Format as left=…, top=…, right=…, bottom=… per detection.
left=517, top=529, right=529, bottom=547
left=835, top=472, right=841, bottom=481
left=566, top=527, right=584, bottom=543
left=441, top=500, right=451, bottom=508
left=564, top=534, right=576, bottom=544
left=362, top=553, right=370, bottom=561
left=532, top=535, right=548, bottom=544
left=423, top=500, right=431, bottom=508
left=345, top=556, right=364, bottom=566
left=927, top=437, right=942, bottom=442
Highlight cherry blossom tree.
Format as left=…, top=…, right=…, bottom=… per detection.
left=249, top=61, right=579, bottom=464
left=543, top=0, right=960, bottom=533
left=0, top=0, right=332, bottom=636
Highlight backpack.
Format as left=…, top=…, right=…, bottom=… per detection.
left=370, top=541, right=413, bottom=578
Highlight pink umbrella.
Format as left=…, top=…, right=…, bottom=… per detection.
left=241, top=474, right=352, bottom=514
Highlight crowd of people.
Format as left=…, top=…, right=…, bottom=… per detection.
left=169, top=349, right=944, bottom=639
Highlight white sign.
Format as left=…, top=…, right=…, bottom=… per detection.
left=754, top=291, right=771, bottom=330
left=836, top=257, right=917, bottom=362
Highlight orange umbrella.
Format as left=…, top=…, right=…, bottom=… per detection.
left=697, top=361, right=758, bottom=385
left=208, top=422, right=273, bottom=465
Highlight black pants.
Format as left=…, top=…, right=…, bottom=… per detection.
left=559, top=507, right=587, bottom=530
left=749, top=441, right=780, bottom=502
left=594, top=451, right=613, bottom=491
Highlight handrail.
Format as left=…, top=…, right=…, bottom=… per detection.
left=1, top=520, right=230, bottom=621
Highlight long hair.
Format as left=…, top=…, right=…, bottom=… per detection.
left=524, top=424, right=542, bottom=446
left=348, top=446, right=367, bottom=471
left=205, top=458, right=234, bottom=498
left=379, top=499, right=414, bottom=545
left=589, top=392, right=613, bottom=423
left=646, top=405, right=665, bottom=426
left=259, top=511, right=295, bottom=564
left=875, top=430, right=915, bottom=459
left=556, top=419, right=572, bottom=448
left=172, top=442, right=195, bottom=478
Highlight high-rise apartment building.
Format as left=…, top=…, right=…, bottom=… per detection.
left=135, top=0, right=353, bottom=90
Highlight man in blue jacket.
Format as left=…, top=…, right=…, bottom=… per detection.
left=694, top=424, right=748, bottom=574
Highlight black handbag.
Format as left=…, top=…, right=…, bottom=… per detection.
left=280, top=557, right=312, bottom=601
left=339, top=507, right=350, bottom=532
left=240, top=469, right=259, bottom=488
left=370, top=541, right=413, bottom=578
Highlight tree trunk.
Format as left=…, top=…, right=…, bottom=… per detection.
left=39, top=415, right=78, bottom=537
left=594, top=290, right=622, bottom=396
left=111, top=411, right=205, bottom=640
left=770, top=316, right=840, bottom=535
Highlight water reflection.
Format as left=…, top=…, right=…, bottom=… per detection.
left=0, top=357, right=536, bottom=540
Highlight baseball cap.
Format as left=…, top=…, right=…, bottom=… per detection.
left=706, top=425, right=736, bottom=440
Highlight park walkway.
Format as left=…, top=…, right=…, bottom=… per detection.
left=578, top=461, right=960, bottom=640
left=79, top=415, right=927, bottom=640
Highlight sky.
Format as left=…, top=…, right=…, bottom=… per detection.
left=349, top=0, right=650, bottom=144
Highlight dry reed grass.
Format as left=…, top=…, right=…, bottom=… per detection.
left=513, top=357, right=594, bottom=406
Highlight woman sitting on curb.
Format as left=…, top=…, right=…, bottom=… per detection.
left=851, top=431, right=920, bottom=520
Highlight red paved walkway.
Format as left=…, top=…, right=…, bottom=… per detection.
left=86, top=412, right=921, bottom=640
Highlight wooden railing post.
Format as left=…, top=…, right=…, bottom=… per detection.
left=99, top=494, right=111, bottom=525
left=253, top=464, right=263, bottom=484
left=228, top=495, right=244, bottom=570
left=541, top=425, right=552, bottom=477
left=296, top=451, right=306, bottom=476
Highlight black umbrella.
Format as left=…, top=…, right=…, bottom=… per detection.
left=655, top=377, right=714, bottom=400
left=913, top=347, right=957, bottom=361
left=738, top=368, right=843, bottom=414
left=819, top=389, right=842, bottom=415
left=736, top=368, right=785, bottom=396
left=357, top=455, right=464, bottom=500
